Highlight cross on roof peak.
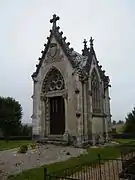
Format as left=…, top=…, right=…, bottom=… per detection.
left=50, top=14, right=60, bottom=29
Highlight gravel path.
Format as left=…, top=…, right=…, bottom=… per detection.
left=0, top=145, right=124, bottom=180
left=0, top=144, right=87, bottom=179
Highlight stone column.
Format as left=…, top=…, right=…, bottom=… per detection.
left=104, top=87, right=111, bottom=140
left=40, top=94, right=47, bottom=137
left=100, top=81, right=106, bottom=142
left=83, top=82, right=88, bottom=141
left=62, top=92, right=68, bottom=132
left=40, top=93, right=50, bottom=137
left=32, top=79, right=41, bottom=140
left=62, top=91, right=70, bottom=142
left=45, top=97, right=50, bottom=136
left=88, top=76, right=94, bottom=145
left=76, top=80, right=83, bottom=146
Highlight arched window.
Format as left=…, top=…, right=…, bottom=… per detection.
left=91, top=69, right=101, bottom=113
left=42, top=67, right=65, bottom=93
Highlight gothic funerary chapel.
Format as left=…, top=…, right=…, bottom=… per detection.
left=31, top=14, right=111, bottom=145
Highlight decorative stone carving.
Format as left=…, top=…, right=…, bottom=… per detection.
left=31, top=114, right=36, bottom=119
left=45, top=98, right=49, bottom=118
left=75, top=88, right=80, bottom=94
left=47, top=43, right=57, bottom=58
left=62, top=91, right=68, bottom=99
left=46, top=43, right=64, bottom=64
left=40, top=93, right=47, bottom=101
left=32, top=76, right=38, bottom=83
left=42, top=67, right=65, bottom=93
left=88, top=90, right=92, bottom=96
left=76, top=112, right=81, bottom=118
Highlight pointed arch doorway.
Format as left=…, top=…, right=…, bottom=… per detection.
left=50, top=96, right=65, bottom=135
left=42, top=67, right=66, bottom=136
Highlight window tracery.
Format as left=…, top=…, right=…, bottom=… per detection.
left=42, top=67, right=65, bottom=93
left=91, top=69, right=101, bottom=113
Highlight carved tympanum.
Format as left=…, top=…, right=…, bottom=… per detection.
left=42, top=67, right=65, bottom=93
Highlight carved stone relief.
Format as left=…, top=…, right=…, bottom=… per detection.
left=62, top=91, right=68, bottom=99
left=40, top=93, right=47, bottom=101
left=42, top=67, right=65, bottom=93
left=45, top=43, right=64, bottom=64
left=75, top=88, right=80, bottom=94
left=45, top=97, right=50, bottom=136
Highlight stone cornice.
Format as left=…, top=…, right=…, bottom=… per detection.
left=92, top=113, right=107, bottom=118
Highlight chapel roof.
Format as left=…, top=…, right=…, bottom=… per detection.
left=32, top=14, right=110, bottom=87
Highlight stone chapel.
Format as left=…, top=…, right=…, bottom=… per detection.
left=31, top=14, right=111, bottom=145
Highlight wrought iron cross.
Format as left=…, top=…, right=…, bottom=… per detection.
left=90, top=37, right=94, bottom=47
left=50, top=14, right=60, bottom=29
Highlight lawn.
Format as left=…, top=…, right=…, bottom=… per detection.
left=113, top=138, right=135, bottom=145
left=8, top=146, right=121, bottom=180
left=0, top=140, right=32, bottom=151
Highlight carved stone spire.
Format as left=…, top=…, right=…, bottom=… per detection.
left=90, top=37, right=94, bottom=48
left=50, top=14, right=60, bottom=30
left=82, top=39, right=89, bottom=56
left=83, top=39, right=87, bottom=48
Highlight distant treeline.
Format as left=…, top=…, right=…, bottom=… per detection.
left=111, top=133, right=135, bottom=139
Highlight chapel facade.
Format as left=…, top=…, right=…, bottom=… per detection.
left=31, top=14, right=111, bottom=145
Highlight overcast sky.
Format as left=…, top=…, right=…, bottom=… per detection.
left=0, top=0, right=135, bottom=123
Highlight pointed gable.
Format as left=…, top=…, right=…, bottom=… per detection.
left=32, top=14, right=80, bottom=78
left=83, top=37, right=111, bottom=88
left=31, top=14, right=111, bottom=88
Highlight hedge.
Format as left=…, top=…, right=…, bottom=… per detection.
left=111, top=133, right=135, bottom=139
left=0, top=136, right=32, bottom=140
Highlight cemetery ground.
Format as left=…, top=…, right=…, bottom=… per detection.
left=0, top=139, right=134, bottom=180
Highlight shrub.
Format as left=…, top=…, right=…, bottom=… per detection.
left=0, top=136, right=32, bottom=140
left=30, top=143, right=37, bottom=149
left=112, top=133, right=135, bottom=139
left=18, top=145, right=28, bottom=153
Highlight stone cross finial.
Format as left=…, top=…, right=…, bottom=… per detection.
left=82, top=39, right=89, bottom=56
left=50, top=14, right=60, bottom=29
left=83, top=39, right=87, bottom=48
left=90, top=37, right=94, bottom=47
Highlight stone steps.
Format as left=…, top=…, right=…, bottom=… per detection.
left=37, top=136, right=68, bottom=146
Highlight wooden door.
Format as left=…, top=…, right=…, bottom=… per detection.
left=50, top=96, right=65, bottom=135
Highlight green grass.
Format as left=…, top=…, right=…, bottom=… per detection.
left=8, top=146, right=120, bottom=180
left=114, top=138, right=135, bottom=145
left=0, top=140, right=32, bottom=151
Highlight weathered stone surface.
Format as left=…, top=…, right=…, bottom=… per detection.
left=31, top=14, right=111, bottom=145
